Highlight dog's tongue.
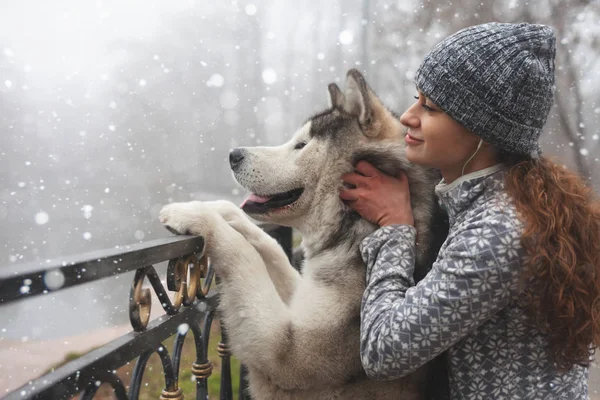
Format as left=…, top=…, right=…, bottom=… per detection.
left=240, top=193, right=273, bottom=208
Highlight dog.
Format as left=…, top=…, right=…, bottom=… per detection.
left=160, top=69, right=447, bottom=399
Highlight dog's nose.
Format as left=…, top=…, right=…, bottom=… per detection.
left=229, top=148, right=245, bottom=170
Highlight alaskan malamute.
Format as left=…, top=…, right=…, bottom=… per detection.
left=160, top=69, right=447, bottom=399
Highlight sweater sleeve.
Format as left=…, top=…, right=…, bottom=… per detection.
left=360, top=218, right=523, bottom=380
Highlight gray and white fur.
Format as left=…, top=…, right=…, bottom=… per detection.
left=160, top=69, right=447, bottom=399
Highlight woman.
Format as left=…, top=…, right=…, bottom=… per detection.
left=339, top=22, right=600, bottom=399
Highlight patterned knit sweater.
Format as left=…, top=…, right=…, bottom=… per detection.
left=360, top=165, right=589, bottom=399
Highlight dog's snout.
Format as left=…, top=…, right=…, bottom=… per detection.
left=229, top=148, right=245, bottom=170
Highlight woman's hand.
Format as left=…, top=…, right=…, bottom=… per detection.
left=339, top=161, right=414, bottom=227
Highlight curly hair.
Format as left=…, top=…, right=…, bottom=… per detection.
left=501, top=153, right=600, bottom=371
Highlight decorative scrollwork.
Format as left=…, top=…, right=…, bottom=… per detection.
left=192, top=361, right=214, bottom=379
left=80, top=373, right=128, bottom=400
left=129, top=252, right=213, bottom=331
left=159, top=387, right=184, bottom=400
left=217, top=342, right=230, bottom=358
left=167, top=253, right=212, bottom=307
left=129, top=268, right=152, bottom=332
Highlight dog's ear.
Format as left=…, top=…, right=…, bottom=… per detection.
left=343, top=69, right=381, bottom=137
left=327, top=83, right=345, bottom=110
left=344, top=70, right=371, bottom=124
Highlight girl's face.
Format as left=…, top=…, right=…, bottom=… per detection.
left=400, top=91, right=484, bottom=177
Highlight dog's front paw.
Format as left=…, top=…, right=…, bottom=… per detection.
left=159, top=201, right=222, bottom=239
left=159, top=202, right=195, bottom=235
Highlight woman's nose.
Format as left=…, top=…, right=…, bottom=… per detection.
left=400, top=108, right=419, bottom=128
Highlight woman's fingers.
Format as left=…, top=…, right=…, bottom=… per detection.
left=342, top=161, right=384, bottom=188
left=355, top=161, right=380, bottom=177
left=339, top=188, right=360, bottom=202
left=341, top=172, right=368, bottom=187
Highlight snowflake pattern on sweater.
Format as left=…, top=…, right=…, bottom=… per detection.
left=360, top=165, right=589, bottom=399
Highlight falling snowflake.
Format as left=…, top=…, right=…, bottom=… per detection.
left=35, top=212, right=49, bottom=225
left=262, top=68, right=277, bottom=84
left=206, top=73, right=224, bottom=87
left=339, top=30, right=354, bottom=45
left=82, top=205, right=93, bottom=219
left=177, top=323, right=190, bottom=335
left=44, top=269, right=65, bottom=290
left=245, top=4, right=257, bottom=15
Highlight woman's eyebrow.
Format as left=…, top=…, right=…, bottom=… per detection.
left=424, top=96, right=438, bottom=108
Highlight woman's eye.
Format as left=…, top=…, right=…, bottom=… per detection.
left=422, top=104, right=435, bottom=112
left=294, top=141, right=307, bottom=150
left=413, top=95, right=419, bottom=100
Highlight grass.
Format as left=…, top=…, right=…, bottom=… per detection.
left=50, top=324, right=242, bottom=400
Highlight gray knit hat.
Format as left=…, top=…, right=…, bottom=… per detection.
left=415, top=22, right=556, bottom=158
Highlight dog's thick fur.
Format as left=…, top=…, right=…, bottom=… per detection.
left=160, top=70, right=447, bottom=399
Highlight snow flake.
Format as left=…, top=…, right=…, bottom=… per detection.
left=82, top=205, right=93, bottom=219
left=177, top=323, right=190, bottom=335
left=339, top=30, right=354, bottom=45
left=245, top=4, right=257, bottom=15
left=35, top=212, right=49, bottom=225
left=262, top=68, right=277, bottom=84
left=206, top=73, right=224, bottom=87
left=44, top=269, right=65, bottom=290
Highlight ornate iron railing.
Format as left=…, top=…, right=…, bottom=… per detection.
left=0, top=224, right=293, bottom=400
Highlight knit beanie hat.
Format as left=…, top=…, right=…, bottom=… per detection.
left=415, top=22, right=556, bottom=158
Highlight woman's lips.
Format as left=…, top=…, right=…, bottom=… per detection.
left=405, top=133, right=425, bottom=145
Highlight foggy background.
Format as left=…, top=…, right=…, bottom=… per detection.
left=1, top=0, right=599, bottom=395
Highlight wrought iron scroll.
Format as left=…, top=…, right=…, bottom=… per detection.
left=129, top=253, right=214, bottom=332
left=124, top=250, right=216, bottom=399
left=80, top=372, right=128, bottom=400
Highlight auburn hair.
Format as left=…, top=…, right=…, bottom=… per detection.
left=500, top=152, right=600, bottom=371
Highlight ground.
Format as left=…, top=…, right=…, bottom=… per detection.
left=2, top=327, right=600, bottom=397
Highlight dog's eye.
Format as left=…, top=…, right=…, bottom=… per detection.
left=294, top=141, right=307, bottom=150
